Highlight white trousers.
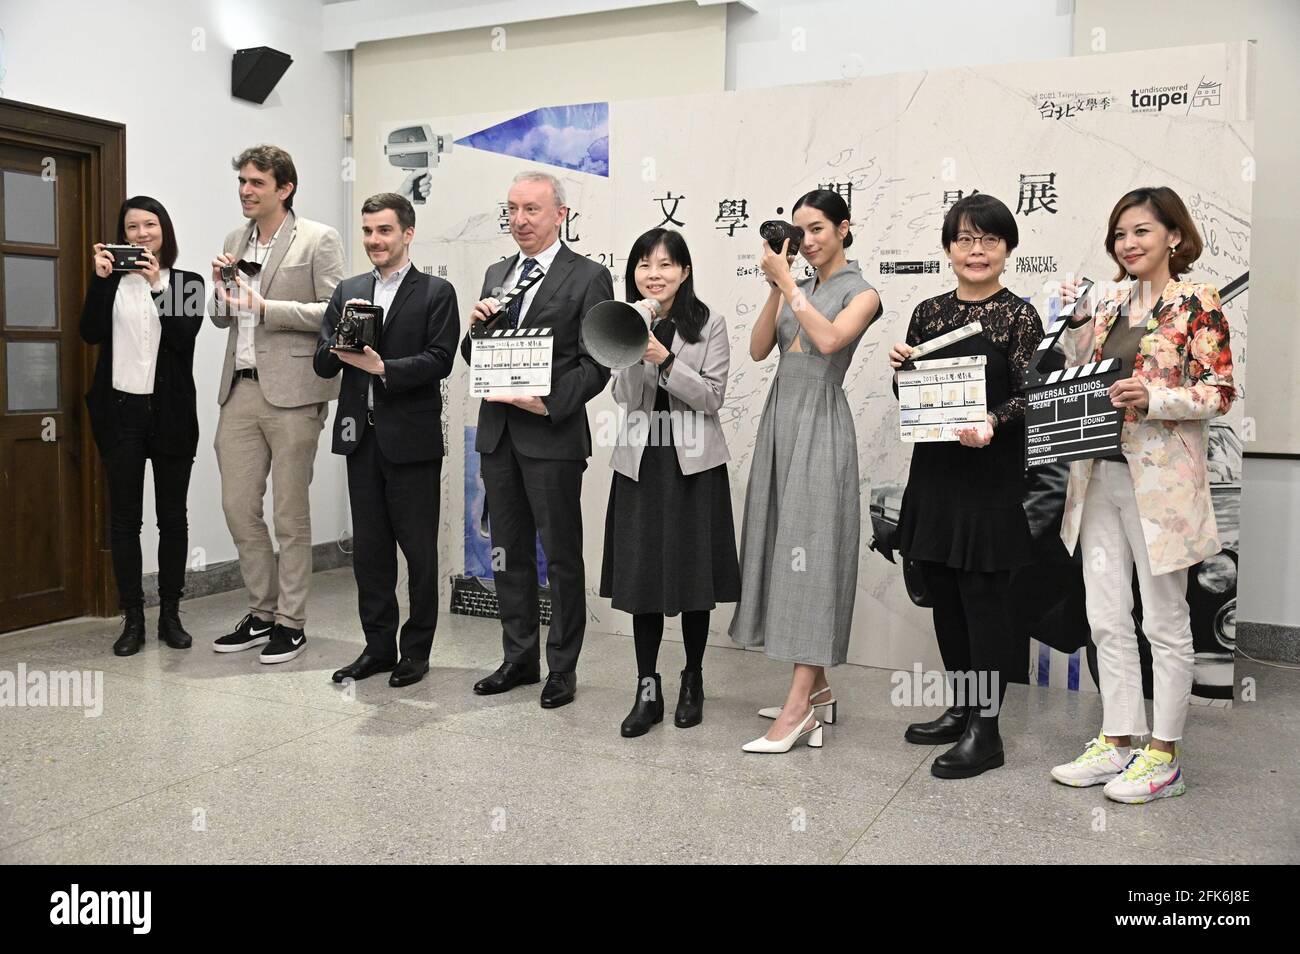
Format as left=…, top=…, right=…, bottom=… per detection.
left=1079, top=461, right=1194, bottom=741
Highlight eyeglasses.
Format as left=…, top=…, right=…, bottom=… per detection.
left=953, top=234, right=1003, bottom=251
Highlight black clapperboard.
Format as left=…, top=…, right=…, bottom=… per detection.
left=1024, top=278, right=1126, bottom=468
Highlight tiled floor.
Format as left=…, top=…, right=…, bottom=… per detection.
left=2, top=569, right=1296, bottom=864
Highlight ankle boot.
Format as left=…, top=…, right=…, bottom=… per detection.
left=931, top=706, right=1004, bottom=779
left=620, top=673, right=664, bottom=738
left=905, top=704, right=968, bottom=744
left=113, top=605, right=147, bottom=657
left=674, top=669, right=704, bottom=728
left=158, top=598, right=193, bottom=649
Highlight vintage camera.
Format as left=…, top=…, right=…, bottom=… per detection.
left=332, top=303, right=382, bottom=352
left=759, top=220, right=804, bottom=257
left=220, top=263, right=240, bottom=284
left=106, top=244, right=147, bottom=271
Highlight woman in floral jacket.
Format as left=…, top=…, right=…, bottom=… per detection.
left=1049, top=186, right=1235, bottom=804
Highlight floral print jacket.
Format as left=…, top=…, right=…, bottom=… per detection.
left=1059, top=279, right=1236, bottom=575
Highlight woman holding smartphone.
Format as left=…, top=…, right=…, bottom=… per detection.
left=81, top=196, right=205, bottom=656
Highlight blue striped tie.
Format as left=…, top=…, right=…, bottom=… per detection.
left=504, top=258, right=538, bottom=329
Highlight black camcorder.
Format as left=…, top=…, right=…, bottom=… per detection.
left=332, top=302, right=382, bottom=352
left=759, top=220, right=804, bottom=257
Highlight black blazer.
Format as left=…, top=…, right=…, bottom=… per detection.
left=79, top=269, right=205, bottom=458
left=314, top=267, right=459, bottom=463
left=459, top=243, right=613, bottom=460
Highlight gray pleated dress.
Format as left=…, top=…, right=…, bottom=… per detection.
left=728, top=262, right=878, bottom=666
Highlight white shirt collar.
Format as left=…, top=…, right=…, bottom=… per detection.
left=518, top=237, right=562, bottom=272
left=371, top=258, right=413, bottom=286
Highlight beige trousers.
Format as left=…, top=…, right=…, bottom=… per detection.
left=215, top=378, right=328, bottom=629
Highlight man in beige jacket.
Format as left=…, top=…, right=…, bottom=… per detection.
left=209, top=145, right=344, bottom=664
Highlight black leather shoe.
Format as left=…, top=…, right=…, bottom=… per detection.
left=539, top=671, right=577, bottom=709
left=473, top=660, right=541, bottom=695
left=905, top=704, right=968, bottom=745
left=620, top=674, right=663, bottom=737
left=332, top=652, right=397, bottom=683
left=931, top=708, right=1004, bottom=779
left=113, top=606, right=146, bottom=657
left=389, top=657, right=429, bottom=688
left=674, top=669, right=704, bottom=728
left=157, top=599, right=192, bottom=650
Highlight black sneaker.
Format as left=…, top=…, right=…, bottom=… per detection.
left=213, top=613, right=275, bottom=653
left=259, top=625, right=307, bottom=664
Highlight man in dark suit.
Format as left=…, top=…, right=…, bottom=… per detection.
left=314, top=192, right=459, bottom=688
left=461, top=171, right=614, bottom=708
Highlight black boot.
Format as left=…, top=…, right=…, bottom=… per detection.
left=620, top=674, right=664, bottom=738
left=674, top=669, right=704, bottom=728
left=904, top=704, right=967, bottom=745
left=157, top=598, right=193, bottom=649
left=931, top=707, right=1004, bottom=779
left=113, top=606, right=146, bottom=657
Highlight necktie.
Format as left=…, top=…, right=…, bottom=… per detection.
left=504, top=257, right=538, bottom=329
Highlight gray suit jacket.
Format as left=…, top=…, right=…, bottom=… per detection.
left=209, top=210, right=345, bottom=407
left=609, top=309, right=731, bottom=478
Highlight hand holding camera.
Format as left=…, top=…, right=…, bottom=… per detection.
left=92, top=243, right=116, bottom=279
left=136, top=247, right=161, bottom=288
left=759, top=236, right=796, bottom=292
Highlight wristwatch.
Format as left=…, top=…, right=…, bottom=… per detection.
left=659, top=351, right=676, bottom=373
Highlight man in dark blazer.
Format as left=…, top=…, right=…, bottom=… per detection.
left=314, top=193, right=459, bottom=688
left=461, top=171, right=614, bottom=708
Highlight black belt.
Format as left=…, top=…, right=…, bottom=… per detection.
left=112, top=389, right=152, bottom=405
left=234, top=368, right=259, bottom=382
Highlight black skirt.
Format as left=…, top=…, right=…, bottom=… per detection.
left=599, top=441, right=741, bottom=616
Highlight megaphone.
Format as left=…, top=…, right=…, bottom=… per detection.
left=582, top=299, right=660, bottom=369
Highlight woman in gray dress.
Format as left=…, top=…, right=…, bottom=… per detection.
left=729, top=189, right=882, bottom=753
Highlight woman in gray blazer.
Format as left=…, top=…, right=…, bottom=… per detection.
left=599, top=229, right=740, bottom=738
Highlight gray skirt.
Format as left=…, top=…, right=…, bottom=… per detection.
left=728, top=354, right=860, bottom=666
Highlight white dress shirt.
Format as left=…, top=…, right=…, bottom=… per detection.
left=367, top=259, right=412, bottom=409
left=234, top=218, right=286, bottom=371
left=111, top=269, right=169, bottom=394
left=504, top=236, right=561, bottom=325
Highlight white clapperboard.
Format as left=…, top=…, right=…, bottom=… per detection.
left=470, top=267, right=554, bottom=398
left=1023, top=277, right=1125, bottom=468
left=898, top=321, right=989, bottom=442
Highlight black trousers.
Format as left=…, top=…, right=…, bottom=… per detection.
left=918, top=562, right=1015, bottom=715
left=103, top=392, right=193, bottom=609
left=346, top=426, right=442, bottom=663
left=479, top=426, right=586, bottom=673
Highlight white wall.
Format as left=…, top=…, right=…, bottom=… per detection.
left=1072, top=0, right=1300, bottom=627
left=0, top=0, right=351, bottom=578
left=725, top=0, right=1073, bottom=90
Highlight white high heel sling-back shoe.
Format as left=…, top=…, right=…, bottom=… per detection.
left=742, top=710, right=823, bottom=753
left=757, top=686, right=837, bottom=725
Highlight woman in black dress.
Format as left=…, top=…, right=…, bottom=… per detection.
left=600, top=228, right=740, bottom=737
left=888, top=194, right=1043, bottom=777
left=80, top=196, right=205, bottom=656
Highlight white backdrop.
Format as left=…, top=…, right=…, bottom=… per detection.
left=364, top=42, right=1253, bottom=691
